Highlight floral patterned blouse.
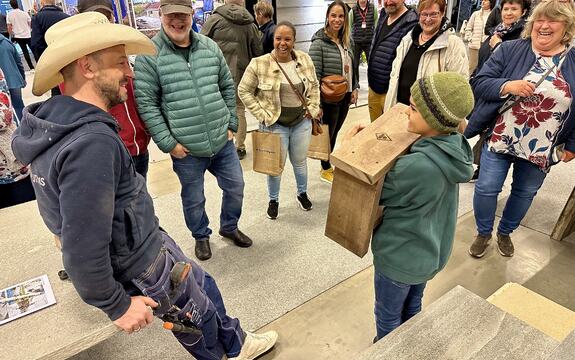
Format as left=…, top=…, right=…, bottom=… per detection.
left=488, top=53, right=572, bottom=172
left=0, top=68, right=29, bottom=184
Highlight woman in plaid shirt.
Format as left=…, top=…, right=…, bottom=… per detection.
left=239, top=21, right=321, bottom=220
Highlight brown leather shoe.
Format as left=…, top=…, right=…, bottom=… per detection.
left=219, top=229, right=252, bottom=248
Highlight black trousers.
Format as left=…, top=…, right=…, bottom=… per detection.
left=13, top=37, right=34, bottom=70
left=0, top=176, right=36, bottom=209
left=320, top=92, right=352, bottom=170
left=353, top=40, right=372, bottom=67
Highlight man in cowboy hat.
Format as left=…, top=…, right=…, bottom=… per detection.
left=135, top=0, right=253, bottom=262
left=12, top=12, right=277, bottom=360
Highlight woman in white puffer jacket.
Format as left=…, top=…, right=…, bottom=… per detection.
left=464, top=0, right=494, bottom=73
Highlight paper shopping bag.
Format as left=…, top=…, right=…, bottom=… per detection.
left=307, top=124, right=330, bottom=161
left=251, top=131, right=283, bottom=176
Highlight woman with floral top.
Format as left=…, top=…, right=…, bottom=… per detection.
left=0, top=67, right=34, bottom=208
left=465, top=0, right=575, bottom=259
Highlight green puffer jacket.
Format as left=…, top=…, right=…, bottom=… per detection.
left=134, top=30, right=237, bottom=157
left=308, top=28, right=359, bottom=91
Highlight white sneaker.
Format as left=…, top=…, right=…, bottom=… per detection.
left=228, top=330, right=278, bottom=360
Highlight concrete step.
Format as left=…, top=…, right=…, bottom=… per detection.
left=356, top=285, right=558, bottom=360
left=546, top=329, right=575, bottom=359
left=487, top=282, right=575, bottom=342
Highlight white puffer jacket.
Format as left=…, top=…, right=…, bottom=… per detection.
left=464, top=9, right=491, bottom=50
left=384, top=28, right=469, bottom=112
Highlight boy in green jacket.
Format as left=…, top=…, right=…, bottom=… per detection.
left=349, top=72, right=474, bottom=340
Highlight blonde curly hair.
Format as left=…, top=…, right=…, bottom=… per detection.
left=522, top=0, right=575, bottom=46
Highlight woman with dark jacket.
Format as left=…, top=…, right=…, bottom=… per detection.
left=309, top=0, right=359, bottom=184
left=474, top=0, right=530, bottom=76
left=466, top=1, right=575, bottom=259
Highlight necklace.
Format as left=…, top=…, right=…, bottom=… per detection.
left=419, top=32, right=433, bottom=45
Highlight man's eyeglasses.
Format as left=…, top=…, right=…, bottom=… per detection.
left=419, top=11, right=441, bottom=19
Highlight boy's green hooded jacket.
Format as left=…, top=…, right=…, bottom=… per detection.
left=372, top=133, right=473, bottom=285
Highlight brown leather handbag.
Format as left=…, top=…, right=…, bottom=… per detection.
left=320, top=75, right=348, bottom=103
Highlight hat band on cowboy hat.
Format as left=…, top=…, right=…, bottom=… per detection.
left=32, top=12, right=157, bottom=96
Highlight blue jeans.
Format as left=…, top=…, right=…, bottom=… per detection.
left=172, top=140, right=245, bottom=241
left=374, top=270, right=426, bottom=340
left=9, top=88, right=24, bottom=125
left=473, top=145, right=547, bottom=236
left=131, top=232, right=245, bottom=359
left=259, top=120, right=312, bottom=201
left=132, top=151, right=149, bottom=179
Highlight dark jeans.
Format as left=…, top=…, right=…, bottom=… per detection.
left=131, top=232, right=245, bottom=359
left=353, top=40, right=371, bottom=66
left=132, top=151, right=150, bottom=179
left=172, top=140, right=245, bottom=241
left=320, top=92, right=352, bottom=170
left=374, top=270, right=426, bottom=340
left=13, top=37, right=34, bottom=70
left=9, top=88, right=24, bottom=124
left=473, top=144, right=547, bottom=236
left=0, top=176, right=36, bottom=209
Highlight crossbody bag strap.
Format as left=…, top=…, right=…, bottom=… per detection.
left=498, top=45, right=573, bottom=114
left=271, top=53, right=308, bottom=111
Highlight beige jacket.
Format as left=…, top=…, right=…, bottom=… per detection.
left=238, top=50, right=321, bottom=126
left=384, top=30, right=469, bottom=112
left=464, top=9, right=491, bottom=50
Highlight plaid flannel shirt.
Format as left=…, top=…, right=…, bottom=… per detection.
left=238, top=50, right=321, bottom=127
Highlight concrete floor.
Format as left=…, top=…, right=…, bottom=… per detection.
left=14, top=79, right=575, bottom=358
left=141, top=104, right=575, bottom=359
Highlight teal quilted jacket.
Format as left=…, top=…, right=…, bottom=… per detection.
left=134, top=30, right=237, bottom=157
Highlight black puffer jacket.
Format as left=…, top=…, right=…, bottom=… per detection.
left=30, top=5, right=69, bottom=61
left=474, top=18, right=525, bottom=77
left=308, top=28, right=359, bottom=91
left=367, top=8, right=418, bottom=94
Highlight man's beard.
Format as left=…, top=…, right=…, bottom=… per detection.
left=384, top=4, right=400, bottom=15
left=94, top=73, right=128, bottom=109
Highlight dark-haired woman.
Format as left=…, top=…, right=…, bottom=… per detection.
left=309, top=0, right=359, bottom=184
left=239, top=21, right=321, bottom=219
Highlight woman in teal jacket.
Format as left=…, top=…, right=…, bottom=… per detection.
left=309, top=0, right=359, bottom=184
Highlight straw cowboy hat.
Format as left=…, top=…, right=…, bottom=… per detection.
left=32, top=12, right=156, bottom=96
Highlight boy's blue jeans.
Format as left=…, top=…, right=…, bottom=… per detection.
left=374, top=270, right=426, bottom=340
left=259, top=120, right=312, bottom=201
left=172, top=140, right=244, bottom=241
left=131, top=232, right=245, bottom=359
left=473, top=145, right=547, bottom=236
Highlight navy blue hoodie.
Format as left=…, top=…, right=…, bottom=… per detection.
left=12, top=96, right=162, bottom=321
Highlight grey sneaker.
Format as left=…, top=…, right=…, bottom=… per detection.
left=497, top=233, right=514, bottom=257
left=469, top=234, right=492, bottom=258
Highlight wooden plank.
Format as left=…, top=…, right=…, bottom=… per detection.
left=325, top=168, right=383, bottom=257
left=330, top=103, right=420, bottom=185
left=551, top=187, right=575, bottom=241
